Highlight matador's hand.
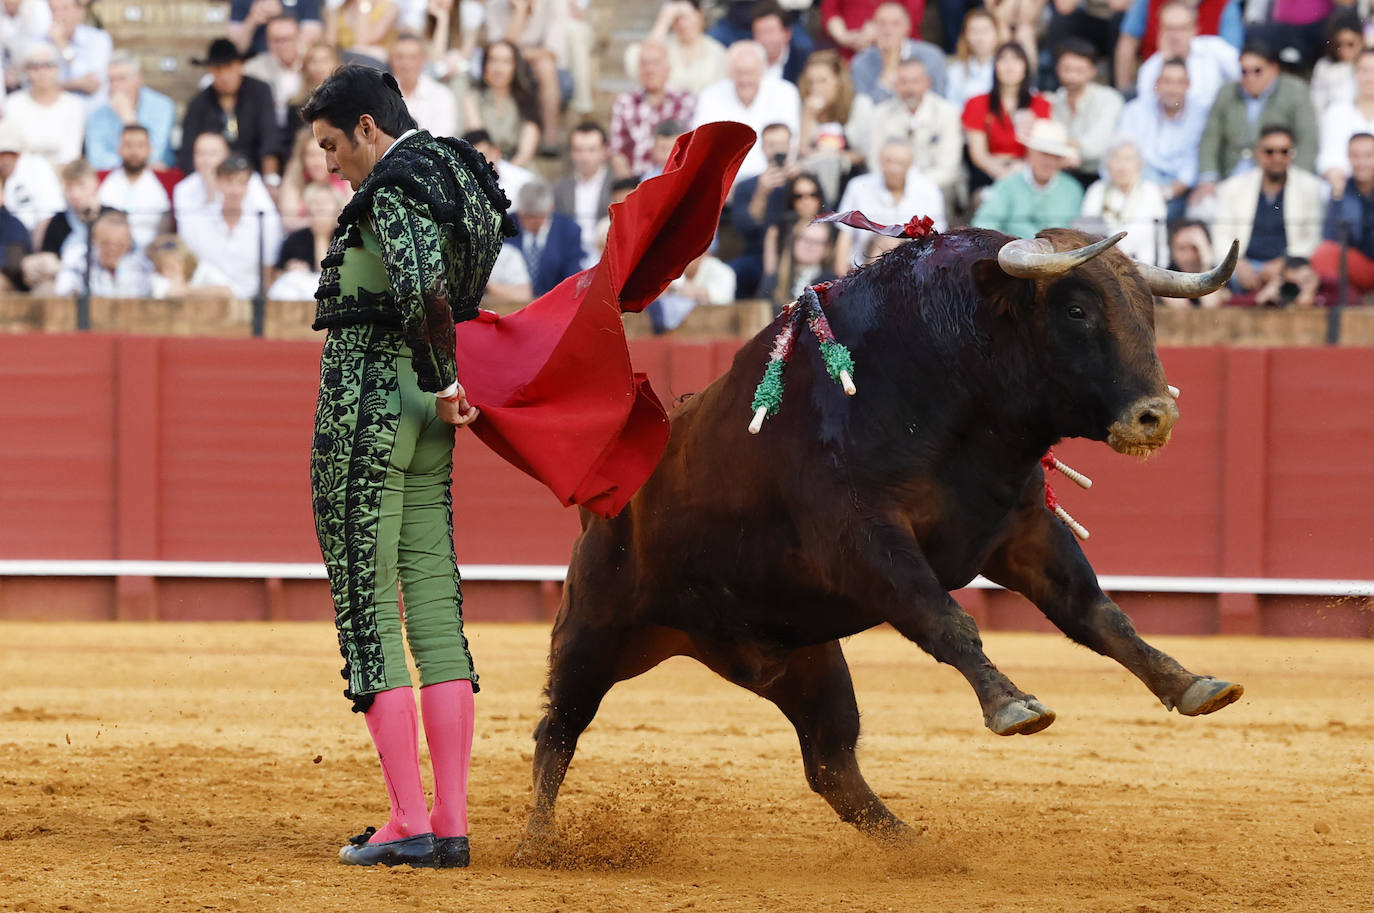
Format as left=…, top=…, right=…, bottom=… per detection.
left=437, top=383, right=480, bottom=428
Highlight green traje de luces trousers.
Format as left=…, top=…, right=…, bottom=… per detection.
left=311, top=323, right=478, bottom=712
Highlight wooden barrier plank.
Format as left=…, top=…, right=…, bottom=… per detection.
left=1215, top=348, right=1269, bottom=634
left=1264, top=348, right=1374, bottom=578
left=0, top=334, right=118, bottom=558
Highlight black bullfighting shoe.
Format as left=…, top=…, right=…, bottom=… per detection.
left=435, top=835, right=471, bottom=868
left=337, top=827, right=439, bottom=867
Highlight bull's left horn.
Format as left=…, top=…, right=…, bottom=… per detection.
left=997, top=232, right=1127, bottom=279
left=1134, top=239, right=1239, bottom=298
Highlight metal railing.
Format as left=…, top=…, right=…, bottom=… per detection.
left=16, top=203, right=283, bottom=335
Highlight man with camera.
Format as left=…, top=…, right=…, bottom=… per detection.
left=728, top=122, right=798, bottom=298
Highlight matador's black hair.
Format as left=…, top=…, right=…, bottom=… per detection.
left=300, top=64, right=418, bottom=141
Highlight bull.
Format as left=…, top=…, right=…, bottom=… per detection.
left=521, top=227, right=1242, bottom=844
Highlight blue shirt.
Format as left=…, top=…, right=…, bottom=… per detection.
left=1115, top=95, right=1209, bottom=187
left=85, top=86, right=177, bottom=171
left=1122, top=0, right=1244, bottom=49
left=1246, top=186, right=1286, bottom=261
left=52, top=26, right=113, bottom=106
left=1241, top=81, right=1277, bottom=127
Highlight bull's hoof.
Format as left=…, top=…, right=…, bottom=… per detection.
left=856, top=811, right=922, bottom=845
left=987, top=698, right=1056, bottom=736
left=510, top=833, right=556, bottom=868
left=1174, top=677, right=1244, bottom=716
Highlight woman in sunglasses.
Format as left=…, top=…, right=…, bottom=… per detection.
left=759, top=172, right=827, bottom=301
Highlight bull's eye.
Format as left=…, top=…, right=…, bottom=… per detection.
left=1066, top=305, right=1087, bottom=320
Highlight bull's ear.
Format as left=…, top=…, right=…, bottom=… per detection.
left=972, top=258, right=1035, bottom=316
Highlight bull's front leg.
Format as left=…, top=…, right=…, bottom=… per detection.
left=980, top=488, right=1243, bottom=717
left=851, top=520, right=1056, bottom=736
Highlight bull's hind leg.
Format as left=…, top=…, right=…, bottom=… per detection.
left=521, top=620, right=687, bottom=850
left=750, top=641, right=915, bottom=840
left=982, top=501, right=1243, bottom=716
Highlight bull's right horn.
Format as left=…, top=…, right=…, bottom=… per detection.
left=1134, top=240, right=1240, bottom=298
left=997, top=232, right=1127, bottom=278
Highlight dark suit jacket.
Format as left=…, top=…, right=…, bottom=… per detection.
left=730, top=175, right=791, bottom=256
left=178, top=75, right=281, bottom=174
left=552, top=171, right=613, bottom=226
left=507, top=212, right=584, bottom=297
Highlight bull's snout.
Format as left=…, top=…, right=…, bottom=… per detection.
left=1107, top=396, right=1179, bottom=456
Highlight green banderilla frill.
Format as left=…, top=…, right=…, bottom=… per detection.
left=750, top=357, right=788, bottom=417
left=748, top=286, right=857, bottom=434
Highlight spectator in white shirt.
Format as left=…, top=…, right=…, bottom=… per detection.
left=96, top=125, right=172, bottom=254
left=483, top=240, right=533, bottom=308
left=53, top=208, right=152, bottom=297
left=1076, top=137, right=1169, bottom=266
left=1050, top=38, right=1123, bottom=185
left=0, top=118, right=62, bottom=232
left=172, top=131, right=275, bottom=226
left=0, top=0, right=48, bottom=92
left=945, top=7, right=997, bottom=114
left=1130, top=1, right=1238, bottom=111
left=553, top=120, right=612, bottom=268
left=179, top=154, right=283, bottom=300
left=692, top=39, right=801, bottom=185
left=750, top=0, right=802, bottom=84
left=389, top=30, right=457, bottom=138
left=3, top=42, right=84, bottom=170
left=1309, top=11, right=1361, bottom=117
left=44, top=0, right=112, bottom=108
left=146, top=233, right=233, bottom=299
left=648, top=249, right=737, bottom=333
left=635, top=0, right=727, bottom=95
left=464, top=127, right=535, bottom=214
left=1317, top=47, right=1374, bottom=198
left=867, top=57, right=962, bottom=210
left=834, top=139, right=946, bottom=271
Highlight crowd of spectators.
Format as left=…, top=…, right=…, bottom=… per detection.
left=2, top=0, right=1374, bottom=324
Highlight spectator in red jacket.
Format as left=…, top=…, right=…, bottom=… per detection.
left=962, top=40, right=1052, bottom=190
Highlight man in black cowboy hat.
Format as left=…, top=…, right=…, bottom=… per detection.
left=177, top=37, right=281, bottom=183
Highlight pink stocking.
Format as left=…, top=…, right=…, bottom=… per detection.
left=420, top=679, right=475, bottom=838
left=363, top=686, right=432, bottom=843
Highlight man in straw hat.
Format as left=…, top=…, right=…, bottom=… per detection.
left=972, top=119, right=1086, bottom=239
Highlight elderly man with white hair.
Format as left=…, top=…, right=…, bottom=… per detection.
left=867, top=57, right=962, bottom=207
left=833, top=138, right=946, bottom=271
left=610, top=36, right=695, bottom=179
left=1076, top=137, right=1169, bottom=266
left=691, top=39, right=800, bottom=185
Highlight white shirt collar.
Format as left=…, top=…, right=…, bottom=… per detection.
left=574, top=165, right=608, bottom=189
left=380, top=128, right=420, bottom=161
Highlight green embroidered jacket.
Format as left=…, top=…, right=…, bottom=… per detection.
left=312, top=130, right=516, bottom=392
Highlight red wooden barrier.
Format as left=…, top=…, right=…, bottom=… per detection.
left=1, top=335, right=1371, bottom=634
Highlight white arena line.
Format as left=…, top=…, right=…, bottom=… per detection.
left=0, top=561, right=1372, bottom=597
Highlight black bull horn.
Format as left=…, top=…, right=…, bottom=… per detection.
left=997, top=232, right=1239, bottom=297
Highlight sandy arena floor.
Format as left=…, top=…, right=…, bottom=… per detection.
left=1, top=622, right=1372, bottom=912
